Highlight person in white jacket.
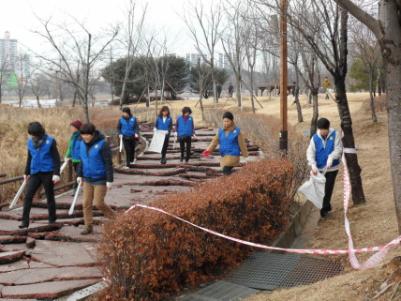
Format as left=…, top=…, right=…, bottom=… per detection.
left=307, top=118, right=343, bottom=218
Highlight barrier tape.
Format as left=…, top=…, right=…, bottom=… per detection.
left=125, top=157, right=401, bottom=269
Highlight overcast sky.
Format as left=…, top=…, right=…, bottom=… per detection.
left=0, top=0, right=211, bottom=57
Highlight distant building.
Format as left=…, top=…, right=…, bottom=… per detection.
left=0, top=31, right=17, bottom=72
left=16, top=53, right=30, bottom=80
left=185, top=53, right=208, bottom=67
left=217, top=53, right=230, bottom=69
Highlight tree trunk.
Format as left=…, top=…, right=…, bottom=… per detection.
left=36, top=95, right=42, bottom=108
left=211, top=63, right=218, bottom=104
left=310, top=89, right=319, bottom=137
left=294, top=68, right=303, bottom=123
left=235, top=73, right=242, bottom=108
left=250, top=69, right=256, bottom=113
left=146, top=84, right=150, bottom=108
left=0, top=84, right=2, bottom=104
left=383, top=0, right=401, bottom=233
left=335, top=76, right=366, bottom=204
left=72, top=90, right=78, bottom=107
left=368, top=68, right=378, bottom=122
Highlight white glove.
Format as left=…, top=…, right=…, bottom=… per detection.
left=24, top=175, right=30, bottom=181
left=106, top=182, right=113, bottom=190
left=119, top=134, right=123, bottom=139
left=64, top=157, right=70, bottom=162
left=135, top=133, right=139, bottom=138
left=311, top=165, right=318, bottom=176
left=52, top=175, right=61, bottom=184
left=77, top=177, right=82, bottom=185
left=153, top=128, right=157, bottom=133
left=173, top=131, right=178, bottom=137
left=326, top=157, right=334, bottom=168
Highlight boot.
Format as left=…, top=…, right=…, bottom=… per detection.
left=19, top=222, right=29, bottom=229
left=81, top=225, right=93, bottom=235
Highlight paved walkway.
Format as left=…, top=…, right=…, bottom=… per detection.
left=0, top=128, right=261, bottom=300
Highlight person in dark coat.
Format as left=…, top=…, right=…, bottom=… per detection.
left=117, top=107, right=139, bottom=168
left=176, top=107, right=195, bottom=163
left=77, top=123, right=115, bottom=235
left=155, top=106, right=173, bottom=164
left=20, top=122, right=61, bottom=229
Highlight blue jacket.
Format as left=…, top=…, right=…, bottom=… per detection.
left=119, top=116, right=137, bottom=137
left=155, top=116, right=172, bottom=131
left=27, top=135, right=55, bottom=175
left=219, top=127, right=241, bottom=157
left=79, top=135, right=107, bottom=181
left=313, top=131, right=340, bottom=169
left=176, top=115, right=194, bottom=138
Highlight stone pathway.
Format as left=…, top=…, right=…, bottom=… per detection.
left=0, top=127, right=261, bottom=300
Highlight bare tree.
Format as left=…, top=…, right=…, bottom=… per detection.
left=350, top=20, right=380, bottom=122
left=221, top=0, right=246, bottom=108
left=33, top=17, right=118, bottom=122
left=334, top=0, right=401, bottom=231
left=29, top=66, right=51, bottom=108
left=119, top=0, right=147, bottom=107
left=184, top=0, right=223, bottom=104
left=15, top=54, right=30, bottom=108
left=0, top=55, right=10, bottom=104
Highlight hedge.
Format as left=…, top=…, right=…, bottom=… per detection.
left=98, top=159, right=293, bottom=301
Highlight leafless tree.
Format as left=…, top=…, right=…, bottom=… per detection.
left=221, top=0, right=246, bottom=108
left=184, top=0, right=223, bottom=104
left=350, top=20, right=380, bottom=122
left=119, top=0, right=147, bottom=107
left=0, top=55, right=10, bottom=104
left=334, top=0, right=401, bottom=231
left=33, top=17, right=118, bottom=122
left=29, top=65, right=51, bottom=108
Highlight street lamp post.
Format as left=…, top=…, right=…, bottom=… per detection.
left=279, top=0, right=288, bottom=152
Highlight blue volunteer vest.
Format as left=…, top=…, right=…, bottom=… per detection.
left=71, top=133, right=82, bottom=161
left=119, top=117, right=137, bottom=137
left=177, top=115, right=194, bottom=137
left=313, top=131, right=340, bottom=169
left=28, top=135, right=55, bottom=175
left=219, top=127, right=241, bottom=157
left=80, top=139, right=107, bottom=180
left=156, top=116, right=172, bottom=131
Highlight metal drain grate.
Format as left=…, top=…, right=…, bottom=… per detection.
left=226, top=252, right=301, bottom=290
left=280, top=256, right=343, bottom=288
left=177, top=281, right=259, bottom=301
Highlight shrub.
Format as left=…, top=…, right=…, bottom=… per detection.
left=98, top=159, right=293, bottom=301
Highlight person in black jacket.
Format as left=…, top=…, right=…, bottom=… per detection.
left=77, top=123, right=115, bottom=235
left=117, top=107, right=139, bottom=168
left=20, top=122, right=61, bottom=229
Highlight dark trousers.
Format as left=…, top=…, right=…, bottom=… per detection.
left=22, top=172, right=56, bottom=225
left=179, top=136, right=192, bottom=161
left=322, top=170, right=339, bottom=212
left=72, top=162, right=79, bottom=189
left=123, top=137, right=136, bottom=166
left=223, top=166, right=234, bottom=175
left=161, top=134, right=170, bottom=159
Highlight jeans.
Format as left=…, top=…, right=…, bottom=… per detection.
left=22, top=172, right=56, bottom=225
left=123, top=137, right=136, bottom=166
left=179, top=136, right=192, bottom=161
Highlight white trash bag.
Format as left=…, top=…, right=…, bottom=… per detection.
left=298, top=173, right=326, bottom=209
left=148, top=130, right=168, bottom=153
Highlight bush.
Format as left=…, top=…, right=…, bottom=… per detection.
left=98, top=160, right=293, bottom=301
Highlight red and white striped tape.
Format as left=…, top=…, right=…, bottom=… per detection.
left=125, top=156, right=401, bottom=269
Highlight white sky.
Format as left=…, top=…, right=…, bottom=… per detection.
left=0, top=0, right=211, bottom=57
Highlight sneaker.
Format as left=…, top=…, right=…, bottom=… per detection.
left=161, top=158, right=167, bottom=165
left=122, top=166, right=129, bottom=170
left=320, top=209, right=329, bottom=218
left=19, top=223, right=29, bottom=229
left=81, top=225, right=93, bottom=235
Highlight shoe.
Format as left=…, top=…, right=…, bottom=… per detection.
left=19, top=222, right=29, bottom=229
left=161, top=158, right=167, bottom=165
left=327, top=204, right=332, bottom=212
left=81, top=225, right=93, bottom=235
left=320, top=209, right=329, bottom=218
left=48, top=220, right=57, bottom=225
left=180, top=157, right=184, bottom=162
left=122, top=166, right=129, bottom=170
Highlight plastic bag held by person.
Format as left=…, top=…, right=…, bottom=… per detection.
left=298, top=172, right=326, bottom=209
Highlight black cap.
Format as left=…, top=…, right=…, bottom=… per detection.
left=80, top=123, right=97, bottom=135
left=317, top=118, right=330, bottom=130
left=28, top=122, right=45, bottom=137
left=222, top=111, right=234, bottom=121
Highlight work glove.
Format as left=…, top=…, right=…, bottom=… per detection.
left=326, top=157, right=334, bottom=169
left=106, top=182, right=113, bottom=190
left=202, top=150, right=211, bottom=158
left=52, top=175, right=61, bottom=184
left=77, top=177, right=82, bottom=185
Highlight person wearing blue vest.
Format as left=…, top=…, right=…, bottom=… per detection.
left=203, top=112, right=249, bottom=175
left=20, top=122, right=61, bottom=229
left=117, top=107, right=139, bottom=168
left=65, top=120, right=82, bottom=195
left=307, top=118, right=343, bottom=218
left=77, top=123, right=115, bottom=235
left=155, top=106, right=173, bottom=164
left=176, top=107, right=195, bottom=163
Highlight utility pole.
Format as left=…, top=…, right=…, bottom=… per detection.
left=279, top=0, right=288, bottom=152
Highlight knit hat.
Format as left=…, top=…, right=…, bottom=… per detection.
left=222, top=111, right=234, bottom=121
left=70, top=120, right=82, bottom=130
